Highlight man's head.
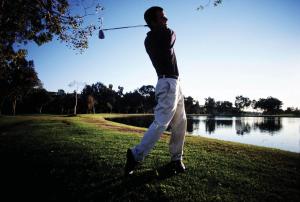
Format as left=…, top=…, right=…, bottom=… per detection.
left=144, top=6, right=168, bottom=30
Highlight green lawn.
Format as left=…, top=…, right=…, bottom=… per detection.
left=0, top=114, right=299, bottom=201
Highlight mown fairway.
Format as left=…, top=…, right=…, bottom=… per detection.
left=0, top=114, right=299, bottom=201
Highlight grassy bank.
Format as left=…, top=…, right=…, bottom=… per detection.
left=0, top=114, right=299, bottom=201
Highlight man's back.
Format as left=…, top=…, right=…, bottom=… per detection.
left=144, top=27, right=179, bottom=77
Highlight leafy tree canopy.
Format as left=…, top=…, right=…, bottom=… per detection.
left=235, top=95, right=251, bottom=111
left=253, top=97, right=283, bottom=114
left=0, top=0, right=103, bottom=68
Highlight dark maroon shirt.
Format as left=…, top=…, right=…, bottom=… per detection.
left=144, top=27, right=179, bottom=77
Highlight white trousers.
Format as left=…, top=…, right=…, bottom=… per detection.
left=132, top=78, right=187, bottom=162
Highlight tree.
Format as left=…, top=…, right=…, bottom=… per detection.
left=68, top=80, right=85, bottom=115
left=192, top=101, right=203, bottom=114
left=185, top=96, right=203, bottom=114
left=284, top=107, right=300, bottom=116
left=204, top=97, right=216, bottom=115
left=117, top=86, right=124, bottom=97
left=1, top=0, right=102, bottom=113
left=235, top=95, right=251, bottom=112
left=83, top=82, right=118, bottom=113
left=139, top=85, right=155, bottom=97
left=0, top=50, right=27, bottom=114
left=106, top=102, right=113, bottom=113
left=115, top=86, right=125, bottom=113
left=56, top=89, right=67, bottom=114
left=24, top=88, right=52, bottom=114
left=184, top=96, right=194, bottom=114
left=197, top=0, right=223, bottom=10
left=139, top=85, right=156, bottom=113
left=253, top=97, right=283, bottom=114
left=1, top=58, right=41, bottom=115
left=87, top=95, right=96, bottom=114
left=82, top=84, right=95, bottom=113
left=106, top=84, right=118, bottom=112
left=216, top=101, right=233, bottom=114
left=122, top=90, right=144, bottom=113
left=47, top=89, right=76, bottom=114
left=1, top=0, right=103, bottom=65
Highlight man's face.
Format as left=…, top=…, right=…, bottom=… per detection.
left=153, top=10, right=168, bottom=29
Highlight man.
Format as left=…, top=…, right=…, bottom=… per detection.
left=125, top=6, right=187, bottom=176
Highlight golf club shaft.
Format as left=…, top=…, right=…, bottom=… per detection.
left=102, top=24, right=147, bottom=31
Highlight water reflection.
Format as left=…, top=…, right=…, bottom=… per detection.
left=216, top=119, right=233, bottom=127
left=187, top=119, right=200, bottom=133
left=205, top=118, right=216, bottom=134
left=253, top=117, right=282, bottom=135
left=235, top=119, right=251, bottom=135
left=108, top=116, right=284, bottom=135
left=199, top=117, right=282, bottom=135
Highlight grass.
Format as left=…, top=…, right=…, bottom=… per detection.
left=0, top=114, right=299, bottom=201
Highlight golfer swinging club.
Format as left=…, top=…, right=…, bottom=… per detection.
left=125, top=6, right=187, bottom=176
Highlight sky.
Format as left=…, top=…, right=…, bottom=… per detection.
left=26, top=0, right=300, bottom=109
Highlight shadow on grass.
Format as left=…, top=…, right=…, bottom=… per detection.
left=0, top=150, right=175, bottom=201
left=0, top=122, right=176, bottom=201
left=92, top=164, right=183, bottom=201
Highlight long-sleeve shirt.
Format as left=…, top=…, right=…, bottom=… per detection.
left=144, top=27, right=179, bottom=77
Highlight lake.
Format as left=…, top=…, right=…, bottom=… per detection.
left=106, top=115, right=300, bottom=153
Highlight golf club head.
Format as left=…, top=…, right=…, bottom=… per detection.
left=99, top=30, right=105, bottom=39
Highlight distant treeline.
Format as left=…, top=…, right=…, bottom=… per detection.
left=1, top=82, right=299, bottom=116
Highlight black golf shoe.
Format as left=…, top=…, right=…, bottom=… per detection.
left=156, top=160, right=186, bottom=179
left=124, top=148, right=139, bottom=176
left=166, top=160, right=186, bottom=174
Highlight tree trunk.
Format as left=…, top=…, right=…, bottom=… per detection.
left=74, top=91, right=77, bottom=115
left=12, top=98, right=17, bottom=116
left=39, top=105, right=43, bottom=114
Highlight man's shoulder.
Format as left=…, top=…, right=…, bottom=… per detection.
left=144, top=28, right=175, bottom=44
left=146, top=28, right=173, bottom=38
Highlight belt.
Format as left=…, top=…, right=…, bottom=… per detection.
left=158, top=75, right=178, bottom=80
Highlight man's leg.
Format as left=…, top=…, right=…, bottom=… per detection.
left=131, top=120, right=168, bottom=161
left=125, top=79, right=179, bottom=175
left=169, top=85, right=187, bottom=162
left=124, top=120, right=170, bottom=176
left=131, top=79, right=178, bottom=161
left=164, top=84, right=187, bottom=174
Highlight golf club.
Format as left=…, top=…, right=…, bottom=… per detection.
left=98, top=24, right=148, bottom=39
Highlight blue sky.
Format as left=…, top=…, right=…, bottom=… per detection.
left=26, top=0, right=300, bottom=109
